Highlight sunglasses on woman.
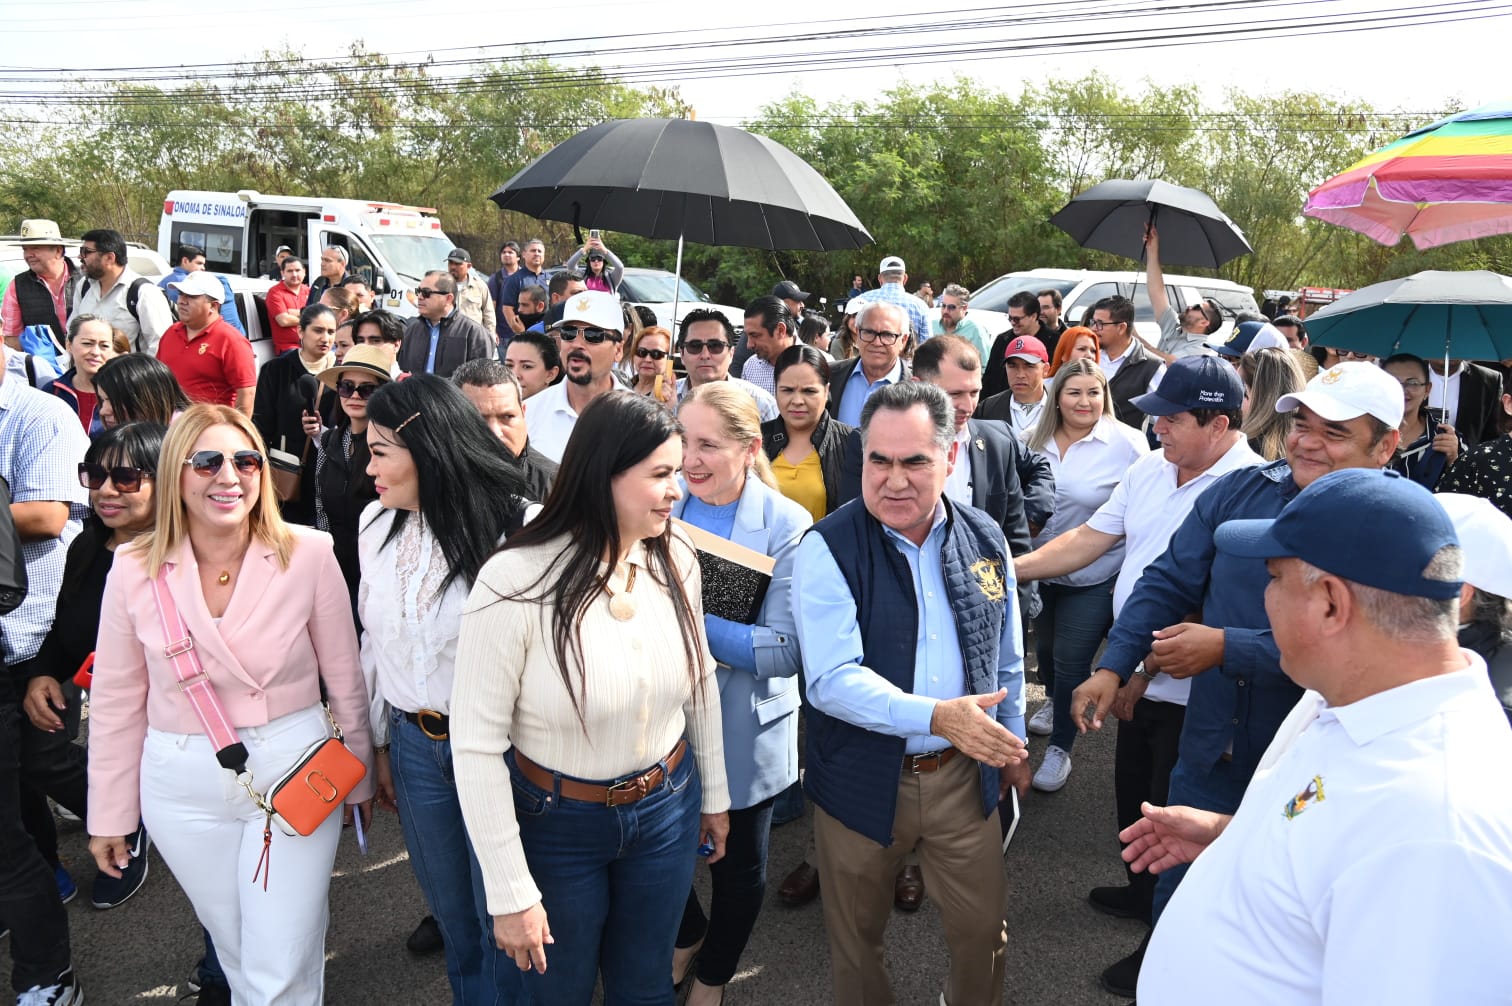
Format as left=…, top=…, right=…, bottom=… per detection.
left=336, top=379, right=380, bottom=400
left=183, top=450, right=265, bottom=477
left=634, top=348, right=668, bottom=361
left=78, top=462, right=152, bottom=493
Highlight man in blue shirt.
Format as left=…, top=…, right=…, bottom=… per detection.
left=792, top=380, right=1028, bottom=1006
left=158, top=244, right=245, bottom=336
left=849, top=254, right=929, bottom=343
left=499, top=239, right=548, bottom=339
left=827, top=301, right=911, bottom=426
left=1068, top=361, right=1405, bottom=992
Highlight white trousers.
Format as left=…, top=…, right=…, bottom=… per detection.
left=140, top=704, right=341, bottom=1006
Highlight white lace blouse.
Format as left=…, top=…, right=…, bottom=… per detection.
left=358, top=502, right=472, bottom=745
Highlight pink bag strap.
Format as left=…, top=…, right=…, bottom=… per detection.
left=148, top=565, right=248, bottom=769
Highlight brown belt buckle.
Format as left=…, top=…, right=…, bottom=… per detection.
left=416, top=709, right=449, bottom=741
left=605, top=774, right=649, bottom=806
left=907, top=751, right=943, bottom=774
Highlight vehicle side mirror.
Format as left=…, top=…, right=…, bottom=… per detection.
left=374, top=275, right=388, bottom=294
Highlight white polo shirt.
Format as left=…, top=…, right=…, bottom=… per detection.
left=1141, top=658, right=1512, bottom=1005
left=522, top=381, right=581, bottom=463
left=1086, top=436, right=1264, bottom=704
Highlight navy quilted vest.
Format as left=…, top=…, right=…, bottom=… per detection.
left=806, top=497, right=1010, bottom=846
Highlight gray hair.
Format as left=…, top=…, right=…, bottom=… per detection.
left=323, top=245, right=349, bottom=265
left=942, top=283, right=970, bottom=304
left=859, top=380, right=954, bottom=456
left=422, top=270, right=456, bottom=296
left=451, top=356, right=523, bottom=404
left=858, top=300, right=908, bottom=338
left=1297, top=545, right=1462, bottom=641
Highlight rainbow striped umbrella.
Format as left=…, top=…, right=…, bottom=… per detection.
left=1303, top=102, right=1512, bottom=250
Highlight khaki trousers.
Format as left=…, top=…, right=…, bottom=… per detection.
left=812, top=753, right=1007, bottom=1006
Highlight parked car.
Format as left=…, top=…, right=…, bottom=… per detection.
left=929, top=268, right=1260, bottom=344
left=0, top=236, right=171, bottom=293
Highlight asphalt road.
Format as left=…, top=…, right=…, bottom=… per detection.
left=8, top=658, right=1148, bottom=1005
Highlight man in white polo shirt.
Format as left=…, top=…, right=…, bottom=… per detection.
left=523, top=290, right=624, bottom=462
left=1128, top=469, right=1512, bottom=1005
left=1013, top=355, right=1264, bottom=993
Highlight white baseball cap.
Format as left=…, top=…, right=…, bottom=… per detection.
left=879, top=255, right=906, bottom=273
left=1436, top=493, right=1512, bottom=599
left=1274, top=361, right=1403, bottom=428
left=551, top=289, right=623, bottom=333
left=168, top=270, right=225, bottom=304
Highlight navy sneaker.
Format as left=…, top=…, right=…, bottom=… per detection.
left=91, top=823, right=150, bottom=910
left=54, top=864, right=76, bottom=905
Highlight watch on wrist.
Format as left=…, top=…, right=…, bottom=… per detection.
left=1132, top=664, right=1156, bottom=683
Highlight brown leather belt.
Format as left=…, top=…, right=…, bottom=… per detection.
left=903, top=747, right=958, bottom=774
left=515, top=739, right=688, bottom=807
left=403, top=709, right=449, bottom=740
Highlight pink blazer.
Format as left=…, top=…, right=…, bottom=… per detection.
left=88, top=526, right=374, bottom=837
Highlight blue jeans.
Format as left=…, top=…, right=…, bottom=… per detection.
left=676, top=797, right=775, bottom=986
left=197, top=928, right=229, bottom=991
left=1034, top=576, right=1117, bottom=751
left=508, top=744, right=702, bottom=1005
left=390, top=710, right=519, bottom=1006
left=1150, top=754, right=1248, bottom=923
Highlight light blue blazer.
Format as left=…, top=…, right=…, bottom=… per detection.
left=673, top=477, right=812, bottom=809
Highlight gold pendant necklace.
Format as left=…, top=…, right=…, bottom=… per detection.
left=217, top=570, right=231, bottom=586
left=601, top=564, right=638, bottom=621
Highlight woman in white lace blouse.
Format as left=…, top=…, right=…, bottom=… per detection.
left=356, top=374, right=538, bottom=1004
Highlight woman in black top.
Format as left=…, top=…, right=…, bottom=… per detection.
left=253, top=303, right=341, bottom=525
left=759, top=345, right=859, bottom=521
left=310, top=345, right=392, bottom=609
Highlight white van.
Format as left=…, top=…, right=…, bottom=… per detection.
left=932, top=268, right=1260, bottom=344
left=159, top=190, right=457, bottom=351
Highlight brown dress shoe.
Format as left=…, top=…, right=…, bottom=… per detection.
left=778, top=860, right=820, bottom=906
left=894, top=864, right=925, bottom=912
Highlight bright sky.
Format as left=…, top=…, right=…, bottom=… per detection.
left=0, top=0, right=1503, bottom=127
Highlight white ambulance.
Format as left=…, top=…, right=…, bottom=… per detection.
left=158, top=190, right=457, bottom=347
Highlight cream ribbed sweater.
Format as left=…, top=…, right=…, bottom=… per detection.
left=451, top=530, right=729, bottom=916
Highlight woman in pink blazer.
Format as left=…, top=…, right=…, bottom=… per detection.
left=88, top=403, right=374, bottom=1006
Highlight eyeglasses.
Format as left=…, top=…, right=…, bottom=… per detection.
left=634, top=347, right=668, bottom=360
left=1088, top=319, right=1121, bottom=330
left=559, top=325, right=620, bottom=344
left=415, top=288, right=446, bottom=299
left=336, top=379, right=380, bottom=399
left=681, top=339, right=728, bottom=356
left=183, top=450, right=264, bottom=478
left=1397, top=378, right=1428, bottom=390
left=939, top=302, right=961, bottom=312
left=857, top=327, right=903, bottom=345
left=78, top=462, right=151, bottom=493
left=1007, top=314, right=1030, bottom=324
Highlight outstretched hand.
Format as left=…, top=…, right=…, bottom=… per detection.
left=929, top=689, right=1027, bottom=767
left=1119, top=802, right=1230, bottom=875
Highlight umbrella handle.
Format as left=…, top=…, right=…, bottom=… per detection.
left=571, top=201, right=583, bottom=247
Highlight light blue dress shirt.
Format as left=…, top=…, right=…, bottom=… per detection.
left=792, top=502, right=1026, bottom=754
left=423, top=319, right=442, bottom=373
left=837, top=359, right=904, bottom=426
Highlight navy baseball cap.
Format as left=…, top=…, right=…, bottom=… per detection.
left=772, top=280, right=810, bottom=301
left=1214, top=320, right=1289, bottom=359
left=1129, top=354, right=1245, bottom=417
left=1215, top=469, right=1462, bottom=599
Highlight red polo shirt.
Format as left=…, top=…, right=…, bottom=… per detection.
left=157, top=318, right=257, bottom=407
left=265, top=281, right=309, bottom=353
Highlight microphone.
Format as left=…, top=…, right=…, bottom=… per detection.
left=297, top=373, right=321, bottom=416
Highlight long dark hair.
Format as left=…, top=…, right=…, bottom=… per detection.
left=69, top=421, right=167, bottom=591
left=363, top=374, right=532, bottom=594
left=497, top=390, right=706, bottom=730
left=94, top=355, right=190, bottom=426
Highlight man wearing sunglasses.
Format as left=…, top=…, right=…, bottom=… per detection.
left=525, top=290, right=626, bottom=462
left=673, top=309, right=778, bottom=422
left=396, top=271, right=493, bottom=380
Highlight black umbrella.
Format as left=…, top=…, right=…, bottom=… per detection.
left=490, top=118, right=872, bottom=252
left=1049, top=179, right=1252, bottom=268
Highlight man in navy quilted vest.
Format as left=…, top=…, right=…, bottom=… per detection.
left=791, top=380, right=1030, bottom=1006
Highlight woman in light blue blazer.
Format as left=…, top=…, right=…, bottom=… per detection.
left=670, top=382, right=811, bottom=1005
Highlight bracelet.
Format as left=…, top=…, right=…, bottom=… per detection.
left=374, top=744, right=390, bottom=754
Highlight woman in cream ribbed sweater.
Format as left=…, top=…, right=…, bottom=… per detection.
left=452, top=390, right=730, bottom=1005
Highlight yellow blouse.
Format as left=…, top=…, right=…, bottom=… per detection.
left=771, top=449, right=827, bottom=523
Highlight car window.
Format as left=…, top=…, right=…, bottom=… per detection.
left=1196, top=286, right=1259, bottom=318
left=970, top=275, right=1075, bottom=314
left=620, top=272, right=710, bottom=304
left=1065, top=282, right=1118, bottom=324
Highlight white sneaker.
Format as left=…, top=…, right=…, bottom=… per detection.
left=1026, top=700, right=1054, bottom=737
left=1032, top=745, right=1072, bottom=792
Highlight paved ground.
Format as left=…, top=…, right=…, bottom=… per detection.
left=7, top=662, right=1148, bottom=1005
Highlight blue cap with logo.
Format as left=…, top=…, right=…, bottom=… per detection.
left=1215, top=468, right=1462, bottom=599
left=1214, top=320, right=1290, bottom=358
left=1129, top=353, right=1245, bottom=417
